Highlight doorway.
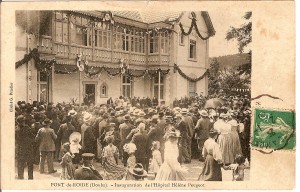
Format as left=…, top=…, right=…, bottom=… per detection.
left=84, top=84, right=96, bottom=105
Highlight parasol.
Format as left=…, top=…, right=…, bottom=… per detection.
left=204, top=98, right=225, bottom=109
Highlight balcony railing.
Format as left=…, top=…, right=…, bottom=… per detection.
left=38, top=35, right=168, bottom=66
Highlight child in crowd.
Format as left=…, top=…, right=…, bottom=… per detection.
left=149, top=141, right=162, bottom=177
left=60, top=142, right=75, bottom=180
left=123, top=142, right=137, bottom=180
left=102, top=136, right=126, bottom=180
left=69, top=132, right=82, bottom=168
left=223, top=154, right=250, bottom=181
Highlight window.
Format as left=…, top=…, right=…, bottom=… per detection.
left=189, top=39, right=197, bottom=59
left=161, top=31, right=169, bottom=54
left=131, top=29, right=145, bottom=53
left=179, top=32, right=184, bottom=45
left=122, top=76, right=132, bottom=98
left=100, top=83, right=108, bottom=97
left=37, top=71, right=48, bottom=102
left=188, top=81, right=196, bottom=97
left=95, top=23, right=111, bottom=48
left=149, top=31, right=159, bottom=53
left=55, top=12, right=69, bottom=43
left=153, top=75, right=164, bottom=100
left=70, top=15, right=91, bottom=46
left=114, top=26, right=129, bottom=51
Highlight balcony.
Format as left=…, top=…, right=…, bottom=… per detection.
left=38, top=35, right=168, bottom=66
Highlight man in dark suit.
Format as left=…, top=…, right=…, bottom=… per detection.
left=195, top=110, right=212, bottom=161
left=119, top=114, right=133, bottom=166
left=35, top=118, right=57, bottom=174
left=175, top=113, right=190, bottom=164
left=131, top=123, right=149, bottom=171
left=16, top=115, right=35, bottom=179
left=74, top=153, right=103, bottom=180
left=181, top=108, right=195, bottom=163
left=57, top=115, right=75, bottom=149
left=147, top=116, right=159, bottom=147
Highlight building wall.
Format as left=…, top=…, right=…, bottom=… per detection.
left=53, top=73, right=80, bottom=104
left=16, top=25, right=39, bottom=103
left=168, top=11, right=209, bottom=102
left=15, top=11, right=211, bottom=106
left=175, top=12, right=208, bottom=69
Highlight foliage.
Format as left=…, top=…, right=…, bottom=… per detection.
left=208, top=55, right=251, bottom=96
left=226, top=12, right=252, bottom=53
left=208, top=58, right=221, bottom=95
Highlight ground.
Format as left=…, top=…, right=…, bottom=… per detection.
left=16, top=159, right=250, bottom=181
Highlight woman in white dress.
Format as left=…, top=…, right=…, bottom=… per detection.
left=155, top=128, right=186, bottom=181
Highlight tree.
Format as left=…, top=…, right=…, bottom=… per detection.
left=226, top=12, right=252, bottom=53
left=208, top=58, right=221, bottom=95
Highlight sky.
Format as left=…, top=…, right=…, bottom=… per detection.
left=208, top=11, right=250, bottom=58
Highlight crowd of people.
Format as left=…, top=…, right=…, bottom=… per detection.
left=15, top=93, right=251, bottom=181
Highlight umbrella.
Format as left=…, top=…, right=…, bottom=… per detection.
left=204, top=98, right=225, bottom=109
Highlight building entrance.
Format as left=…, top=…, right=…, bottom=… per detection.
left=84, top=84, right=95, bottom=105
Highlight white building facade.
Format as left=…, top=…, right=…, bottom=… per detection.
left=15, top=11, right=215, bottom=106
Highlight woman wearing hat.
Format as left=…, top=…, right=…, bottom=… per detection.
left=155, top=129, right=186, bottom=181
left=198, top=129, right=223, bottom=181
left=227, top=112, right=243, bottom=159
left=214, top=113, right=234, bottom=165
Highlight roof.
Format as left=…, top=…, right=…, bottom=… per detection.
left=112, top=11, right=182, bottom=24
left=70, top=11, right=215, bottom=35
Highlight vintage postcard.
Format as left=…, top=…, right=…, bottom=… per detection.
left=0, top=0, right=295, bottom=190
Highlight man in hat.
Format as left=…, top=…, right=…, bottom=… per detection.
left=16, top=115, right=35, bottom=179
left=154, top=112, right=166, bottom=160
left=81, top=113, right=96, bottom=155
left=195, top=110, right=212, bottom=161
left=57, top=116, right=75, bottom=146
left=35, top=118, right=57, bottom=174
left=131, top=123, right=149, bottom=171
left=74, top=153, right=103, bottom=180
left=109, top=111, right=120, bottom=131
left=147, top=115, right=159, bottom=143
left=174, top=113, right=190, bottom=164
left=128, top=163, right=148, bottom=180
left=119, top=114, right=134, bottom=166
left=181, top=108, right=194, bottom=163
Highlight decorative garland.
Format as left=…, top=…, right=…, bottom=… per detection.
left=16, top=49, right=171, bottom=78
left=174, top=64, right=208, bottom=82
left=15, top=48, right=56, bottom=75
left=179, top=18, right=212, bottom=40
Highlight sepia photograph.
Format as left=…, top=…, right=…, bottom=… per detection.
left=14, top=9, right=252, bottom=181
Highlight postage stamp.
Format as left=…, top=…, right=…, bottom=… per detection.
left=252, top=108, right=296, bottom=151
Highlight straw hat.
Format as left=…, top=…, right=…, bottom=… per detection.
left=68, top=109, right=77, bottom=116
left=220, top=113, right=230, bottom=119
left=83, top=113, right=92, bottom=123
left=128, top=163, right=147, bottom=177
left=199, top=110, right=208, bottom=117
left=69, top=132, right=81, bottom=143
left=180, top=108, right=188, bottom=114
left=82, top=153, right=95, bottom=160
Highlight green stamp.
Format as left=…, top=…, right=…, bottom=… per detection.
left=252, top=108, right=295, bottom=151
